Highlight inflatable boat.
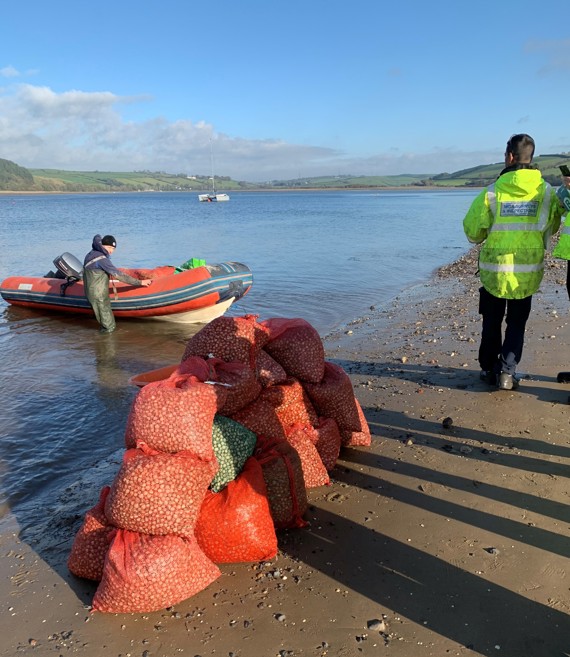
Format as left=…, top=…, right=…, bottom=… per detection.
left=0, top=253, right=253, bottom=323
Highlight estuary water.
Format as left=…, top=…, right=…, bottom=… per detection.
left=0, top=189, right=477, bottom=528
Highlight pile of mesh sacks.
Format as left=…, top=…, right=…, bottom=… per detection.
left=68, top=315, right=371, bottom=613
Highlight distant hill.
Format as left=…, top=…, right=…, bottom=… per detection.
left=0, top=158, right=34, bottom=190
left=429, top=153, right=570, bottom=188
left=0, top=154, right=569, bottom=192
left=27, top=168, right=255, bottom=193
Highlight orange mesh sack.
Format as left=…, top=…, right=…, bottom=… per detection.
left=205, top=358, right=262, bottom=415
left=255, top=437, right=308, bottom=530
left=303, top=361, right=371, bottom=446
left=313, top=417, right=342, bottom=471
left=285, top=425, right=330, bottom=488
left=256, top=349, right=288, bottom=387
left=195, top=457, right=278, bottom=563
left=92, top=529, right=220, bottom=613
left=261, top=378, right=319, bottom=428
left=104, top=444, right=218, bottom=536
left=342, top=398, right=371, bottom=446
left=261, top=318, right=325, bottom=384
left=229, top=378, right=318, bottom=442
left=68, top=486, right=114, bottom=581
left=181, top=315, right=269, bottom=367
left=124, top=373, right=226, bottom=457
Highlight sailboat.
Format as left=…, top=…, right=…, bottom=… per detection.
left=198, top=140, right=230, bottom=202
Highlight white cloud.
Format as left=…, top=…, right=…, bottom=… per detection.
left=0, top=81, right=543, bottom=182
left=0, top=65, right=20, bottom=78
left=0, top=83, right=348, bottom=180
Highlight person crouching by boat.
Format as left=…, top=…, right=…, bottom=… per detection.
left=83, top=234, right=152, bottom=334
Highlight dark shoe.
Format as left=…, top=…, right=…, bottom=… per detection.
left=480, top=370, right=498, bottom=385
left=498, top=372, right=519, bottom=390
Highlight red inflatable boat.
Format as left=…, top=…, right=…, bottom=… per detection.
left=0, top=253, right=253, bottom=323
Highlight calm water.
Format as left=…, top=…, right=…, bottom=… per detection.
left=0, top=189, right=477, bottom=529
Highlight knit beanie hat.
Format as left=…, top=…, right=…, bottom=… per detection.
left=101, top=235, right=116, bottom=247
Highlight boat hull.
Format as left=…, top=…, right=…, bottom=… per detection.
left=0, top=262, right=252, bottom=324
left=198, top=193, right=230, bottom=202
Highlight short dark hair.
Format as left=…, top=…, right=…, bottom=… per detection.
left=506, top=134, right=535, bottom=163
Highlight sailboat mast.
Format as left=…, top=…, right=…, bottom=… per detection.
left=210, top=140, right=216, bottom=195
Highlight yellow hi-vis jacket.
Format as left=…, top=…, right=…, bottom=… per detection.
left=463, top=168, right=564, bottom=299
left=552, top=197, right=570, bottom=259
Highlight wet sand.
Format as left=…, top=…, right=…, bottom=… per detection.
left=2, top=249, right=570, bottom=657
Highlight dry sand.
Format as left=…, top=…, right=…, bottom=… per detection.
left=1, top=249, right=570, bottom=657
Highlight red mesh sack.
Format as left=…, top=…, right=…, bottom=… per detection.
left=342, top=398, right=371, bottom=447
left=313, top=417, right=342, bottom=471
left=261, top=318, right=325, bottom=383
left=124, top=372, right=225, bottom=456
left=176, top=355, right=211, bottom=379
left=92, top=529, right=220, bottom=613
left=104, top=444, right=218, bottom=536
left=285, top=425, right=330, bottom=488
left=68, top=487, right=114, bottom=581
left=230, top=395, right=286, bottom=441
left=255, top=436, right=308, bottom=530
left=256, top=349, right=288, bottom=387
left=303, top=362, right=371, bottom=446
left=181, top=315, right=269, bottom=368
left=204, top=357, right=262, bottom=415
left=195, top=457, right=278, bottom=563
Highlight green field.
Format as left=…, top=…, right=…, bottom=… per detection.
left=1, top=153, right=570, bottom=193
left=28, top=169, right=253, bottom=192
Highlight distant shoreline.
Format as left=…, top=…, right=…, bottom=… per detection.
left=0, top=185, right=482, bottom=195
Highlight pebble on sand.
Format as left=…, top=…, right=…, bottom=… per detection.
left=367, top=618, right=387, bottom=632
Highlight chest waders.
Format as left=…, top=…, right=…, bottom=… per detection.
left=84, top=267, right=116, bottom=332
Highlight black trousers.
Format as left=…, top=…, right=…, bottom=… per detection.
left=478, top=287, right=532, bottom=376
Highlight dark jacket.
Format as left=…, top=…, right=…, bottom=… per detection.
left=83, top=234, right=142, bottom=286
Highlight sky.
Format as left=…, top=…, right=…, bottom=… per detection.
left=1, top=0, right=569, bottom=182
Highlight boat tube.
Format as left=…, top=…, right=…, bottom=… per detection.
left=0, top=254, right=253, bottom=323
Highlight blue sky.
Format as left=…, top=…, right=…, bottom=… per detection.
left=1, top=0, right=569, bottom=181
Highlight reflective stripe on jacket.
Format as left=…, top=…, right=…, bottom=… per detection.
left=463, top=168, right=563, bottom=299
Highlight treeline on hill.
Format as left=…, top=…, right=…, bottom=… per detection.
left=1, top=154, right=570, bottom=192
left=0, top=159, right=253, bottom=193
left=0, top=158, right=34, bottom=190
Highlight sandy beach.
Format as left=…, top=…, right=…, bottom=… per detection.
left=1, top=248, right=570, bottom=657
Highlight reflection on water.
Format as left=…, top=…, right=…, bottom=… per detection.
left=0, top=306, right=200, bottom=525
left=0, top=190, right=477, bottom=531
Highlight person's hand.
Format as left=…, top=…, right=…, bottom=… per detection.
left=563, top=176, right=570, bottom=189
left=141, top=279, right=152, bottom=287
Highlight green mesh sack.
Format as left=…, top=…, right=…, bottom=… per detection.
left=210, top=415, right=257, bottom=493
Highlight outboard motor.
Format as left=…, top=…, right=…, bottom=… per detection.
left=52, top=252, right=84, bottom=296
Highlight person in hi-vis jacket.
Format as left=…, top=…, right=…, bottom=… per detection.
left=463, top=134, right=565, bottom=390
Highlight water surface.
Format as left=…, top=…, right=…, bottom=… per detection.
left=0, top=189, right=477, bottom=527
